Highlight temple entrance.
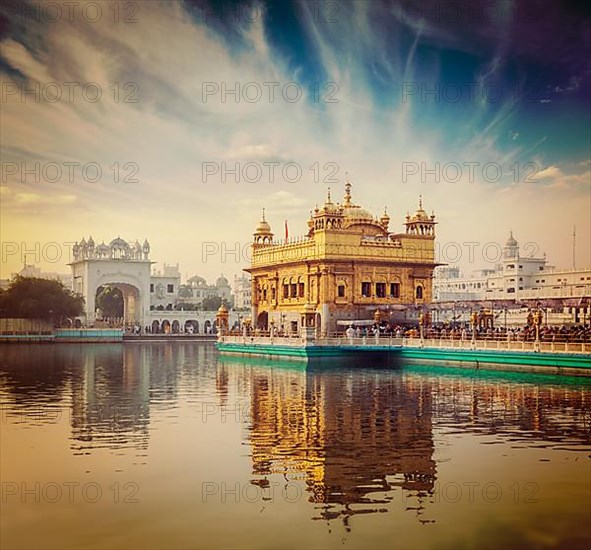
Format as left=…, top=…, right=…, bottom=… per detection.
left=257, top=311, right=268, bottom=330
left=94, top=283, right=139, bottom=326
left=70, top=240, right=151, bottom=327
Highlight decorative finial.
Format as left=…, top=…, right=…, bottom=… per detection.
left=419, top=195, right=423, bottom=209
left=262, top=208, right=266, bottom=221
left=327, top=187, right=331, bottom=202
left=344, top=174, right=352, bottom=206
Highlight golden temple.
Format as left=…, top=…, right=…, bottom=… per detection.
left=246, top=181, right=438, bottom=334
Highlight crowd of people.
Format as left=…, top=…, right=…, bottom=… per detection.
left=341, top=323, right=591, bottom=342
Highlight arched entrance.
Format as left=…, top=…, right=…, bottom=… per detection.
left=161, top=320, right=171, bottom=334
left=95, top=285, right=123, bottom=322
left=185, top=320, right=199, bottom=334
left=151, top=320, right=160, bottom=333
left=172, top=320, right=180, bottom=334
left=257, top=311, right=268, bottom=330
left=94, top=283, right=140, bottom=326
left=204, top=320, right=212, bottom=334
left=70, top=242, right=151, bottom=327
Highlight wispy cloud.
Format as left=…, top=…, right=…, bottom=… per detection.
left=0, top=0, right=589, bottom=279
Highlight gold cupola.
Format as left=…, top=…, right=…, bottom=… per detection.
left=254, top=209, right=274, bottom=244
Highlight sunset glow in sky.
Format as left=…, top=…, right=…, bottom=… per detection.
left=1, top=0, right=590, bottom=281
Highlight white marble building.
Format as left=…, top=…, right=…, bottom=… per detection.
left=434, top=232, right=590, bottom=302
left=69, top=237, right=237, bottom=332
left=70, top=237, right=153, bottom=326
left=433, top=232, right=590, bottom=325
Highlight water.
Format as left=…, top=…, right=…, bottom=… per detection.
left=1, top=342, right=590, bottom=550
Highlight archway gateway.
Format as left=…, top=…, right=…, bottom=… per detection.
left=69, top=236, right=152, bottom=327
left=94, top=283, right=141, bottom=326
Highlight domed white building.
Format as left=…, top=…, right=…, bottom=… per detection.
left=70, top=236, right=153, bottom=327
left=70, top=237, right=238, bottom=332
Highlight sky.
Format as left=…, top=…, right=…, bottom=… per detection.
left=1, top=0, right=590, bottom=283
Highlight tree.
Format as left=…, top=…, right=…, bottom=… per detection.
left=202, top=296, right=222, bottom=311
left=0, top=276, right=84, bottom=325
left=96, top=286, right=123, bottom=318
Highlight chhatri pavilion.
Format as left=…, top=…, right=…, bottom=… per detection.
left=245, top=181, right=439, bottom=335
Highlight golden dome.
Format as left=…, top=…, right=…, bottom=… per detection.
left=217, top=303, right=229, bottom=313
left=343, top=205, right=374, bottom=221
left=409, top=195, right=432, bottom=222
left=256, top=219, right=271, bottom=233
left=254, top=209, right=272, bottom=234
left=321, top=187, right=342, bottom=214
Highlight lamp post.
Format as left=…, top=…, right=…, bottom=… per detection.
left=470, top=310, right=477, bottom=350
left=533, top=308, right=542, bottom=352
left=419, top=311, right=425, bottom=348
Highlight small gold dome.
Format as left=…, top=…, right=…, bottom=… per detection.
left=255, top=209, right=272, bottom=234
left=256, top=219, right=271, bottom=233
left=343, top=205, right=373, bottom=221
left=410, top=195, right=431, bottom=222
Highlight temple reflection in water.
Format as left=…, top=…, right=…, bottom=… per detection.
left=238, top=364, right=436, bottom=525
left=0, top=342, right=219, bottom=452
left=0, top=343, right=589, bottom=532
left=216, top=358, right=590, bottom=527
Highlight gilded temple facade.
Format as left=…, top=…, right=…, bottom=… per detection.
left=245, top=182, right=438, bottom=334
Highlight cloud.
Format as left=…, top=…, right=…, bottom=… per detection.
left=0, top=0, right=589, bottom=280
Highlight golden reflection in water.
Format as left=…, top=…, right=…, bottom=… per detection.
left=1, top=343, right=589, bottom=545
left=216, top=362, right=436, bottom=527
left=216, top=359, right=591, bottom=529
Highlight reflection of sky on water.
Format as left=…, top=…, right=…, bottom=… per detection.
left=0, top=343, right=589, bottom=534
